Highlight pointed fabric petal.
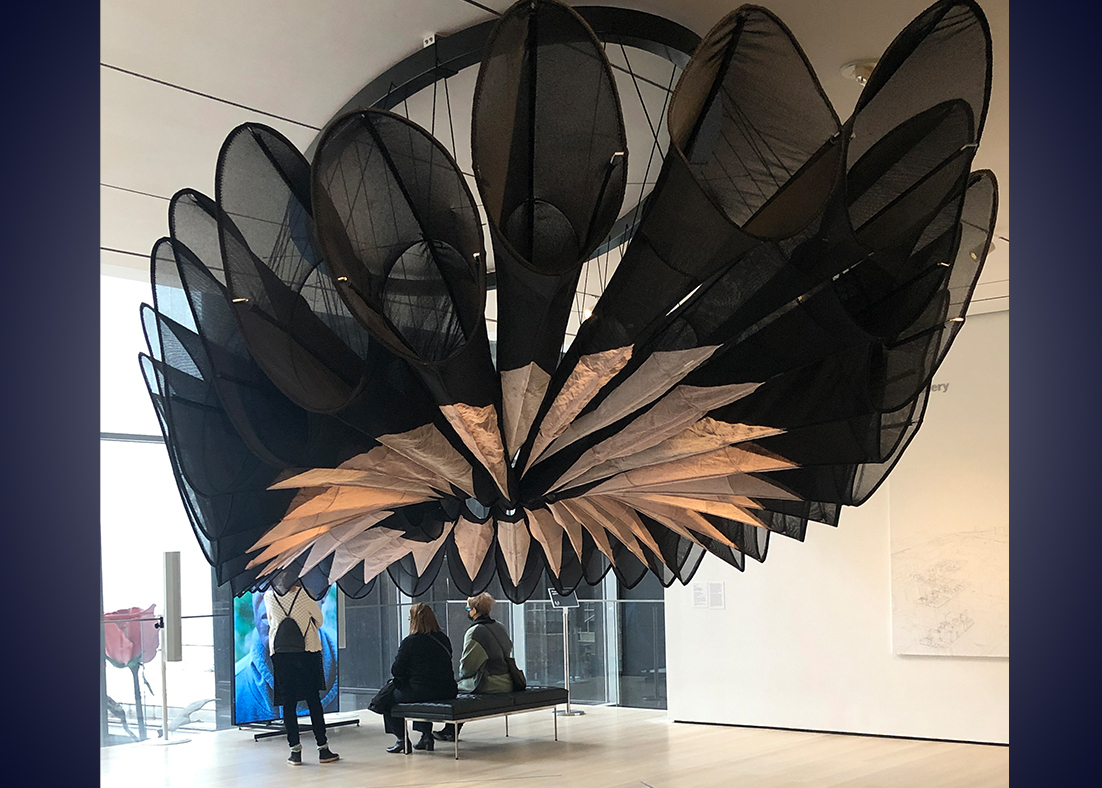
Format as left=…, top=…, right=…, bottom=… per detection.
left=559, top=417, right=784, bottom=491
left=540, top=345, right=723, bottom=461
left=453, top=516, right=495, bottom=580
left=525, top=506, right=565, bottom=576
left=545, top=501, right=586, bottom=561
left=526, top=345, right=634, bottom=467
left=543, top=381, right=761, bottom=492
left=410, top=521, right=455, bottom=576
left=250, top=508, right=392, bottom=553
left=557, top=499, right=617, bottom=563
left=497, top=519, right=532, bottom=587
left=375, top=424, right=476, bottom=498
left=501, top=363, right=552, bottom=459
left=267, top=467, right=438, bottom=497
left=339, top=445, right=463, bottom=493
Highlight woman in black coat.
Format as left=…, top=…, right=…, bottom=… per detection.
left=379, top=603, right=457, bottom=753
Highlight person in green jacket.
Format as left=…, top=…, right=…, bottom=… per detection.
left=434, top=592, right=515, bottom=741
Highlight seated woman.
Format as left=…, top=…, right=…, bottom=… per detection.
left=434, top=592, right=515, bottom=742
left=378, top=603, right=457, bottom=753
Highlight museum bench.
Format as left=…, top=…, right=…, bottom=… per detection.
left=391, top=686, right=570, bottom=759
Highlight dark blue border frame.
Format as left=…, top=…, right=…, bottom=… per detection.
left=8, top=1, right=1097, bottom=782
left=6, top=1, right=100, bottom=782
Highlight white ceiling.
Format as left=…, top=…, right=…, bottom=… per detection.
left=101, top=0, right=1009, bottom=320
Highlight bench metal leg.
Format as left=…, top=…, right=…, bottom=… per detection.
left=454, top=723, right=459, bottom=760
left=554, top=706, right=558, bottom=740
left=505, top=714, right=509, bottom=737
left=403, top=718, right=410, bottom=756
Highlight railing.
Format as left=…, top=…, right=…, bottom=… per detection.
left=102, top=614, right=218, bottom=746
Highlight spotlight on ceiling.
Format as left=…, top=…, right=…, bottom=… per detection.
left=841, top=59, right=879, bottom=86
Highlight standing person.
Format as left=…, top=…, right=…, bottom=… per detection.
left=235, top=591, right=339, bottom=725
left=377, top=603, right=458, bottom=753
left=433, top=592, right=514, bottom=742
left=264, top=582, right=339, bottom=766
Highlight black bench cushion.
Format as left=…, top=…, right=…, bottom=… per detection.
left=391, top=687, right=568, bottom=718
left=511, top=687, right=569, bottom=708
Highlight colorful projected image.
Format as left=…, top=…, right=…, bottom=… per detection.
left=232, top=587, right=339, bottom=725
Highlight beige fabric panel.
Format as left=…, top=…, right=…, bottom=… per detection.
left=249, top=505, right=385, bottom=552
left=453, top=516, right=494, bottom=579
left=526, top=507, right=565, bottom=576
left=576, top=496, right=649, bottom=564
left=326, top=531, right=387, bottom=585
left=500, top=363, right=552, bottom=459
left=497, top=519, right=531, bottom=586
left=278, top=485, right=435, bottom=524
left=540, top=345, right=722, bottom=460
left=586, top=496, right=666, bottom=559
left=355, top=530, right=420, bottom=584
left=622, top=473, right=795, bottom=500
left=252, top=515, right=389, bottom=576
left=440, top=403, right=511, bottom=497
left=299, top=516, right=394, bottom=575
left=302, top=524, right=410, bottom=584
left=546, top=501, right=586, bottom=563
left=248, top=524, right=330, bottom=570
left=558, top=498, right=617, bottom=563
left=377, top=424, right=476, bottom=497
left=410, top=521, right=454, bottom=575
left=300, top=532, right=347, bottom=576
left=340, top=445, right=459, bottom=492
left=589, top=444, right=796, bottom=495
left=626, top=493, right=768, bottom=527
left=248, top=511, right=393, bottom=571
left=527, top=345, right=634, bottom=468
left=618, top=496, right=740, bottom=548
left=248, top=508, right=387, bottom=559
left=560, top=418, right=785, bottom=490
left=252, top=539, right=316, bottom=577
left=549, top=382, right=762, bottom=491
left=268, top=467, right=438, bottom=496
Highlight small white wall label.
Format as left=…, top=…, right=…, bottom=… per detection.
left=708, top=581, right=725, bottom=609
left=692, top=582, right=708, bottom=608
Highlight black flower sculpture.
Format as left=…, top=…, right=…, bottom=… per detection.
left=140, top=0, right=997, bottom=601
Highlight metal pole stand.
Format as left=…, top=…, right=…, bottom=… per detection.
left=147, top=616, right=190, bottom=746
left=555, top=606, right=584, bottom=716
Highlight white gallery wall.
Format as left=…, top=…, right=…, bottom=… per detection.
left=665, top=309, right=1009, bottom=744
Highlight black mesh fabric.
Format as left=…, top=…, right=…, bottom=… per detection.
left=444, top=531, right=500, bottom=598
left=311, top=110, right=485, bottom=363
left=336, top=568, right=378, bottom=600
left=140, top=0, right=996, bottom=601
left=138, top=314, right=289, bottom=593
left=311, top=108, right=509, bottom=499
left=475, top=0, right=628, bottom=389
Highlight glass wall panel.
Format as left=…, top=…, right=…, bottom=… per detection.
left=100, top=274, right=162, bottom=436
left=101, top=436, right=219, bottom=745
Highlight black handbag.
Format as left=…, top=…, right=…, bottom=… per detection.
left=505, top=656, right=527, bottom=691
left=481, top=621, right=526, bottom=691
left=368, top=677, right=398, bottom=714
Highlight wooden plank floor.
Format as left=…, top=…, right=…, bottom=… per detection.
left=100, top=706, right=1008, bottom=788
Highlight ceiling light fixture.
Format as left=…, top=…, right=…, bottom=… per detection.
left=841, top=58, right=879, bottom=86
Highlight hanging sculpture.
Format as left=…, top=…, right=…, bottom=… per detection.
left=140, top=0, right=997, bottom=601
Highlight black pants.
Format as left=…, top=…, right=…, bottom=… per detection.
left=282, top=693, right=327, bottom=748
left=383, top=686, right=452, bottom=741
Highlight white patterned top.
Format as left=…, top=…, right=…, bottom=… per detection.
left=264, top=587, right=323, bottom=655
